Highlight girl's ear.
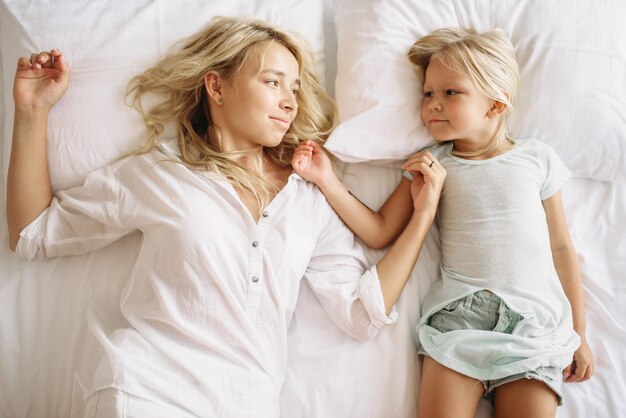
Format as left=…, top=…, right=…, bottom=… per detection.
left=204, top=72, right=224, bottom=106
left=487, top=100, right=507, bottom=118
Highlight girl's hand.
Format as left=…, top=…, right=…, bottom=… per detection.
left=563, top=338, right=594, bottom=383
left=401, top=151, right=446, bottom=216
left=13, top=49, right=70, bottom=112
left=291, top=140, right=334, bottom=187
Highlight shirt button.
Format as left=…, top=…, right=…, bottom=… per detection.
left=262, top=211, right=269, bottom=218
left=252, top=241, right=259, bottom=247
left=251, top=276, right=259, bottom=283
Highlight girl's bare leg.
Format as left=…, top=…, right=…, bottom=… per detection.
left=493, top=379, right=558, bottom=418
left=417, top=357, right=484, bottom=418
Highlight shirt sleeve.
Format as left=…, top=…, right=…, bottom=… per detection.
left=16, top=164, right=134, bottom=261
left=303, top=213, right=398, bottom=341
left=540, top=143, right=571, bottom=200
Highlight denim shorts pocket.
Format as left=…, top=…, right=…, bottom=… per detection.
left=493, top=310, right=525, bottom=334
left=441, top=299, right=463, bottom=312
left=428, top=298, right=465, bottom=333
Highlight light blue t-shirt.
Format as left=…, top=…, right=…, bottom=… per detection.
left=414, top=139, right=580, bottom=380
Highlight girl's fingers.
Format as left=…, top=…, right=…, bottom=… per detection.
left=307, top=141, right=324, bottom=155
left=291, top=156, right=303, bottom=169
left=564, top=359, right=590, bottom=382
left=578, top=361, right=593, bottom=382
left=562, top=364, right=573, bottom=380
left=292, top=152, right=310, bottom=165
left=293, top=150, right=312, bottom=159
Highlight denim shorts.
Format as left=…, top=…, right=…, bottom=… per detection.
left=419, top=290, right=563, bottom=403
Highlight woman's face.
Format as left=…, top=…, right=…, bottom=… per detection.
left=215, top=42, right=300, bottom=152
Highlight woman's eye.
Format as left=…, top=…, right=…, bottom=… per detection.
left=267, top=80, right=279, bottom=87
left=291, top=89, right=299, bottom=96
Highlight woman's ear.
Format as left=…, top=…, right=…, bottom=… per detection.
left=204, top=72, right=224, bottom=106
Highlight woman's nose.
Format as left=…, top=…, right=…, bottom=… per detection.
left=281, top=92, right=297, bottom=112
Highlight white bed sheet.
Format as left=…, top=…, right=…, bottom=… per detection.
left=1, top=2, right=625, bottom=418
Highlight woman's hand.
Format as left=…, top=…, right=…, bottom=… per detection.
left=563, top=337, right=594, bottom=383
left=401, top=150, right=446, bottom=216
left=13, top=49, right=70, bottom=112
left=291, top=140, right=334, bottom=187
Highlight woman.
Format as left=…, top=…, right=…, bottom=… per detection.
left=7, top=16, right=445, bottom=417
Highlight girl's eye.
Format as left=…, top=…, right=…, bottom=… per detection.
left=423, top=91, right=433, bottom=98
left=446, top=89, right=458, bottom=95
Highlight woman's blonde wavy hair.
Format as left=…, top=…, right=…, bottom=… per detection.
left=408, top=28, right=520, bottom=157
left=126, top=16, right=336, bottom=213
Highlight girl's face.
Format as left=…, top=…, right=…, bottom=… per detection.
left=213, top=42, right=300, bottom=152
left=420, top=58, right=500, bottom=153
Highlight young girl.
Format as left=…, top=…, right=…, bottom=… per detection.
left=7, top=17, right=445, bottom=417
left=292, top=27, right=594, bottom=418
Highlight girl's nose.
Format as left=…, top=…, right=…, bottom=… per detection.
left=429, top=99, right=442, bottom=112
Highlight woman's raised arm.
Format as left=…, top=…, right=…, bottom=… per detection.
left=7, top=49, right=70, bottom=251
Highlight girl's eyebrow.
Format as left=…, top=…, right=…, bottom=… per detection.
left=261, top=69, right=301, bottom=86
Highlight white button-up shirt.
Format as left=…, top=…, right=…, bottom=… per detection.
left=17, top=142, right=396, bottom=417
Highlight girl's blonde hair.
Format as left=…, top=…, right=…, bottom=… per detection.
left=408, top=28, right=520, bottom=157
left=126, top=16, right=336, bottom=213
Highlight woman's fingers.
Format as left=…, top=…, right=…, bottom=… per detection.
left=24, top=50, right=63, bottom=70
left=17, top=56, right=32, bottom=71
left=402, top=150, right=437, bottom=171
left=404, top=155, right=441, bottom=174
left=14, top=49, right=70, bottom=109
left=30, top=52, right=49, bottom=69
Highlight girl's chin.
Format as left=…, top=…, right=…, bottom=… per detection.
left=430, top=135, right=451, bottom=143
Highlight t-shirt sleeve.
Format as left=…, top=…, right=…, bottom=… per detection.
left=540, top=143, right=571, bottom=200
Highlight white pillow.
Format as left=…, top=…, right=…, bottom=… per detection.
left=0, top=0, right=326, bottom=191
left=327, top=0, right=626, bottom=182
